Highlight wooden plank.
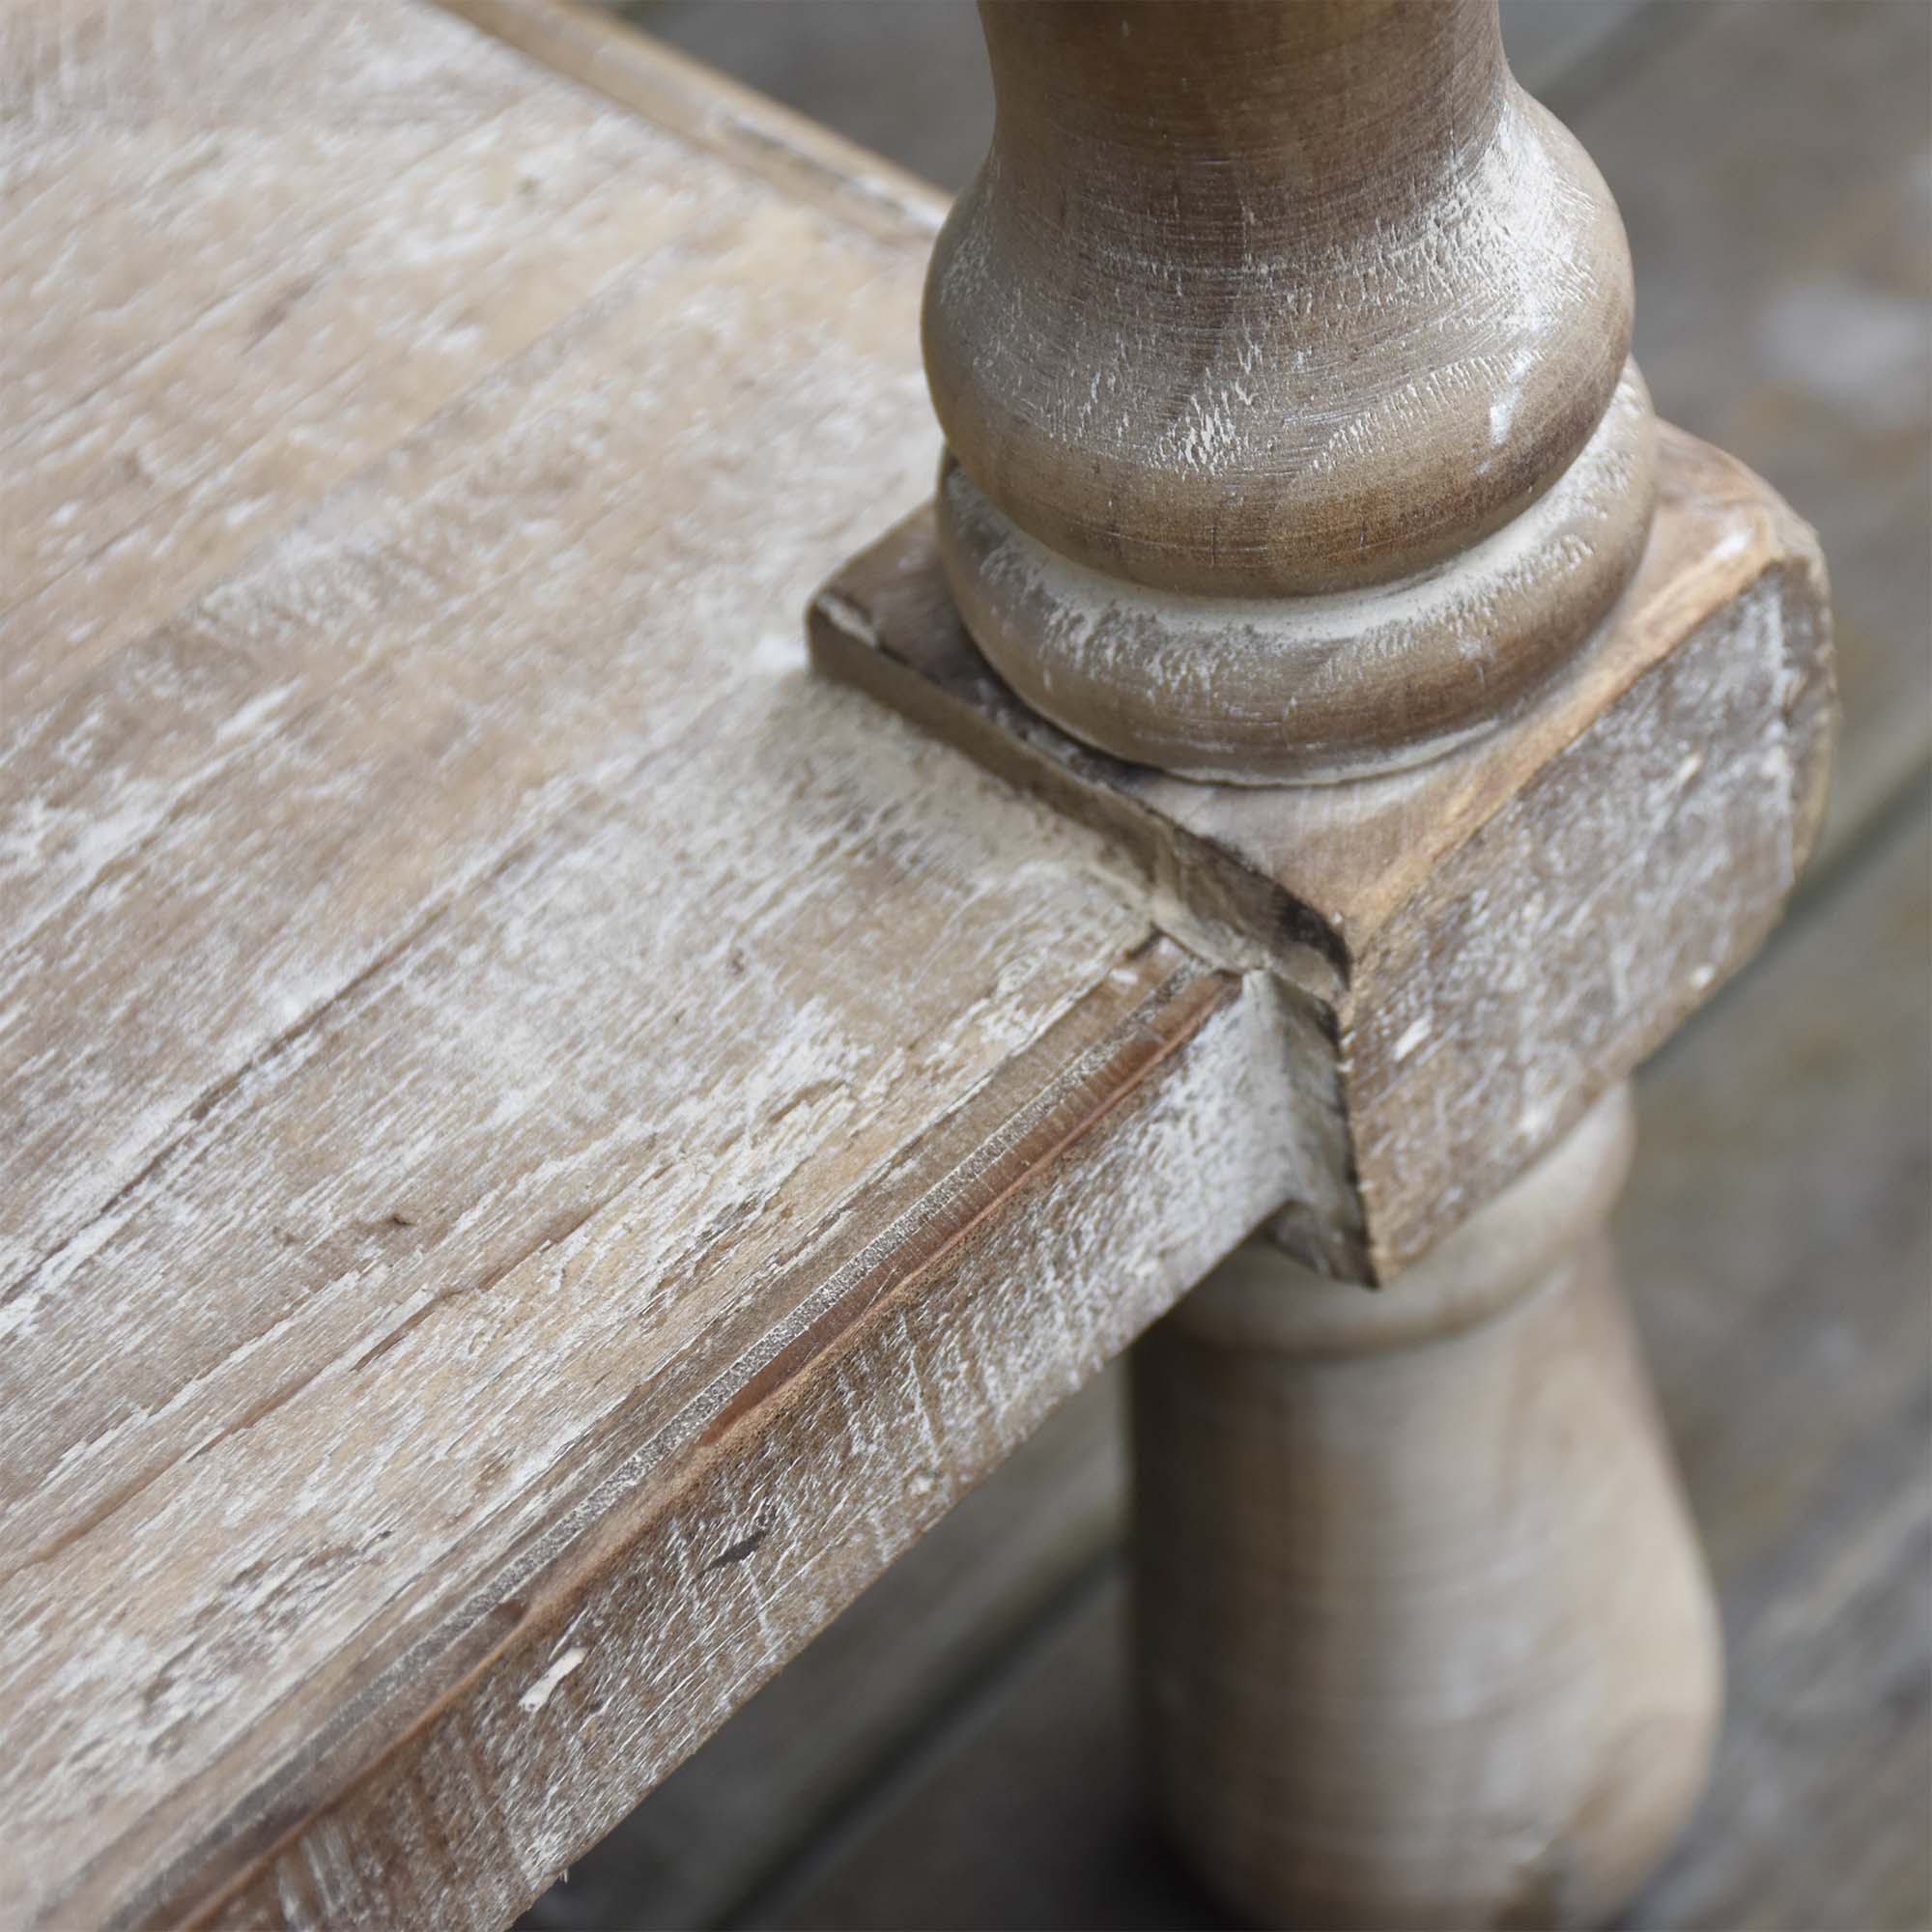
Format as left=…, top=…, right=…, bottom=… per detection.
left=440, top=0, right=947, bottom=244
left=0, top=0, right=938, bottom=726
left=0, top=185, right=933, bottom=1288
left=0, top=0, right=946, bottom=1293
left=521, top=1378, right=1123, bottom=1932
left=744, top=805, right=1932, bottom=1932
left=0, top=6, right=1329, bottom=1927
left=0, top=0, right=671, bottom=718
left=0, top=0, right=535, bottom=433
left=1, top=98, right=680, bottom=716
left=84, top=943, right=1312, bottom=1932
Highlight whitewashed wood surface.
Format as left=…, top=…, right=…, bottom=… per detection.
left=529, top=2, right=1930, bottom=1925
left=0, top=5, right=1317, bottom=1924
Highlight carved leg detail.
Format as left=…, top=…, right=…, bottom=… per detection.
left=1132, top=1088, right=1720, bottom=1931
left=812, top=0, right=1832, bottom=1920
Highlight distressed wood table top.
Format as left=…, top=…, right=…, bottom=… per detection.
left=527, top=6, right=1929, bottom=1929
left=0, top=6, right=1314, bottom=1925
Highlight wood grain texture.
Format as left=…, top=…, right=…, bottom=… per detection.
left=931, top=371, right=1657, bottom=784
left=821, top=11, right=1826, bottom=1919
left=161, top=950, right=1317, bottom=1932
left=435, top=0, right=946, bottom=248
left=920, top=0, right=1660, bottom=782
left=0, top=0, right=740, bottom=724
left=0, top=6, right=1325, bottom=1926
left=813, top=428, right=1833, bottom=1279
left=521, top=1379, right=1124, bottom=1932
left=925, top=1, right=1636, bottom=600
left=532, top=3, right=1924, bottom=1918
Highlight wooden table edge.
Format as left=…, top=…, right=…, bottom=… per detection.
left=97, top=942, right=1304, bottom=1931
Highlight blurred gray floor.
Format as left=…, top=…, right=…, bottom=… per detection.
left=532, top=5, right=1932, bottom=1929
left=630, top=0, right=1671, bottom=198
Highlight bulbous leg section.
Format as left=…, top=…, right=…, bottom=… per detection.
left=936, top=367, right=1657, bottom=786
left=1131, top=1089, right=1720, bottom=1930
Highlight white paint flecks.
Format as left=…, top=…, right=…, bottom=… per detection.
left=519, top=1646, right=587, bottom=1715
left=1393, top=1018, right=1434, bottom=1064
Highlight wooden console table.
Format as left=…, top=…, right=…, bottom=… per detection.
left=0, top=3, right=1874, bottom=1929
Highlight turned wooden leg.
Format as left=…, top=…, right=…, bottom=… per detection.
left=1132, top=1088, right=1719, bottom=1931
left=814, top=0, right=1833, bottom=1922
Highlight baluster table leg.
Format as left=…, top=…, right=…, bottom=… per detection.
left=812, top=4, right=1835, bottom=1922
left=1133, top=1088, right=1720, bottom=1929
